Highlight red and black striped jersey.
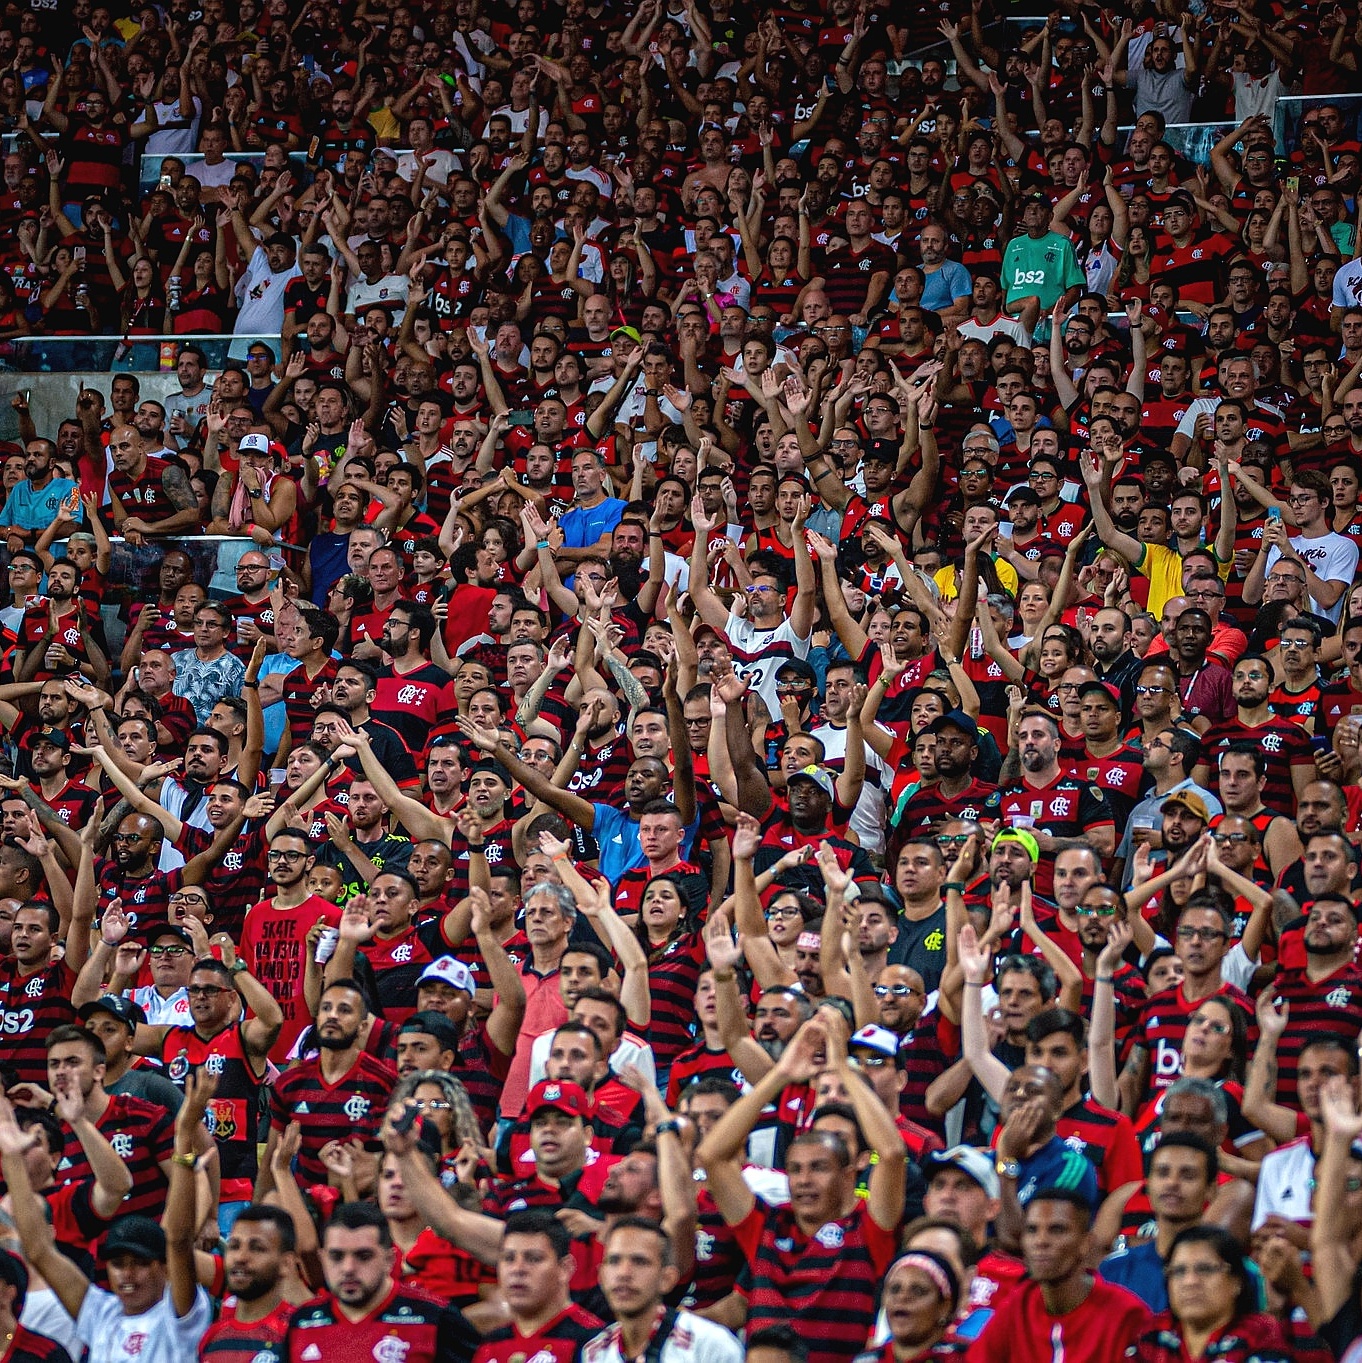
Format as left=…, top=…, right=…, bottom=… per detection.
left=281, top=659, right=339, bottom=747
left=666, top=1045, right=740, bottom=1108
left=173, top=824, right=268, bottom=940
left=199, top=1296, right=294, bottom=1363
left=644, top=932, right=706, bottom=1075
left=60, top=1092, right=174, bottom=1220
left=8, top=1326, right=74, bottom=1363
left=1057, top=1096, right=1144, bottom=1195
left=95, top=858, right=184, bottom=936
left=1270, top=963, right=1362, bottom=1109
left=1200, top=716, right=1314, bottom=815
left=1269, top=681, right=1323, bottom=730
left=893, top=779, right=999, bottom=840
left=735, top=1199, right=898, bottom=1363
left=1133, top=982, right=1256, bottom=1101
left=0, top=958, right=79, bottom=1086
left=474, top=1303, right=604, bottom=1363
left=267, top=1052, right=398, bottom=1186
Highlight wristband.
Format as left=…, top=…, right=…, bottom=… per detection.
left=1096, top=975, right=1115, bottom=983
left=100, top=937, right=119, bottom=949
left=655, top=1119, right=682, bottom=1137
left=171, top=1152, right=198, bottom=1169
left=943, top=880, right=966, bottom=892
left=537, top=539, right=550, bottom=549
left=963, top=980, right=983, bottom=988
left=712, top=970, right=736, bottom=983
left=551, top=851, right=571, bottom=862
left=242, top=680, right=258, bottom=689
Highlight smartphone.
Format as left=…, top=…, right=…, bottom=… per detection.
left=508, top=410, right=534, bottom=427
left=73, top=246, right=86, bottom=263
left=1267, top=505, right=1283, bottom=524
left=308, top=135, right=321, bottom=161
left=159, top=173, right=172, bottom=190
left=393, top=1104, right=420, bottom=1136
left=1287, top=175, right=1300, bottom=195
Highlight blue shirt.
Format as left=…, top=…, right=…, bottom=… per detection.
left=1016, top=1135, right=1101, bottom=1211
left=1100, top=1239, right=1167, bottom=1312
left=919, top=259, right=972, bottom=313
left=1, top=477, right=78, bottom=533
left=560, top=498, right=627, bottom=550
left=591, top=801, right=698, bottom=886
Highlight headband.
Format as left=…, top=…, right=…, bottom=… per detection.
left=890, top=1252, right=959, bottom=1305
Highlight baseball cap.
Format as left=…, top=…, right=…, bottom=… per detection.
left=78, top=994, right=146, bottom=1032
left=925, top=1145, right=1000, bottom=1200
left=398, top=1010, right=463, bottom=1053
left=469, top=758, right=514, bottom=787
left=1004, top=486, right=1042, bottom=507
left=776, top=659, right=818, bottom=687
left=527, top=1079, right=591, bottom=1119
left=145, top=924, right=194, bottom=948
left=32, top=727, right=69, bottom=751
left=862, top=438, right=899, bottom=465
left=417, top=956, right=475, bottom=995
left=610, top=325, right=642, bottom=345
left=238, top=433, right=271, bottom=456
left=104, top=1215, right=166, bottom=1262
left=787, top=765, right=835, bottom=798
left=927, top=709, right=977, bottom=738
left=1162, top=790, right=1210, bottom=822
left=1075, top=680, right=1121, bottom=708
left=850, top=1024, right=901, bottom=1058
left=992, top=827, right=1040, bottom=863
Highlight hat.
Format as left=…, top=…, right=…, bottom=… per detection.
left=527, top=1079, right=591, bottom=1119
left=862, top=438, right=899, bottom=464
left=398, top=1009, right=463, bottom=1053
left=795, top=930, right=822, bottom=951
left=1004, top=486, right=1042, bottom=507
left=992, top=827, right=1040, bottom=863
left=78, top=994, right=146, bottom=1032
left=927, top=709, right=977, bottom=738
left=787, top=765, right=835, bottom=798
left=1166, top=191, right=1197, bottom=214
left=925, top=1145, right=1000, bottom=1199
left=775, top=658, right=818, bottom=686
left=144, top=923, right=194, bottom=948
left=31, top=727, right=69, bottom=751
left=237, top=433, right=271, bottom=456
left=469, top=758, right=514, bottom=787
left=610, top=325, right=641, bottom=345
left=417, top=956, right=476, bottom=995
left=1162, top=790, right=1210, bottom=822
left=850, top=1024, right=902, bottom=1058
left=104, top=1215, right=166, bottom=1262
left=1076, top=680, right=1121, bottom=708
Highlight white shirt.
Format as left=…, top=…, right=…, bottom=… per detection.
left=396, top=149, right=457, bottom=185
left=130, top=984, right=192, bottom=1026
left=583, top=1311, right=744, bottom=1363
left=1334, top=258, right=1362, bottom=311
left=233, top=246, right=300, bottom=337
left=347, top=272, right=410, bottom=323
left=959, top=314, right=1031, bottom=347
left=1264, top=531, right=1359, bottom=623
left=528, top=1029, right=657, bottom=1088
left=723, top=609, right=813, bottom=715
left=810, top=721, right=892, bottom=854
left=186, top=157, right=234, bottom=189
left=75, top=1282, right=213, bottom=1363
left=145, top=96, right=202, bottom=156
left=1252, top=1134, right=1315, bottom=1230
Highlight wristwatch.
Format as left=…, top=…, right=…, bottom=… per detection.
left=995, top=1157, right=1021, bottom=1180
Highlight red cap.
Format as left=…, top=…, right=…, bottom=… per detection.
left=526, top=1080, right=591, bottom=1119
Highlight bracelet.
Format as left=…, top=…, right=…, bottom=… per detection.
left=100, top=937, right=119, bottom=949
left=1096, top=975, right=1115, bottom=983
left=963, top=980, right=983, bottom=988
left=242, top=680, right=258, bottom=689
left=536, top=539, right=550, bottom=549
left=551, top=851, right=571, bottom=862
left=712, top=970, right=736, bottom=983
left=655, top=1119, right=682, bottom=1136
left=170, top=1152, right=197, bottom=1169
left=943, top=880, right=966, bottom=892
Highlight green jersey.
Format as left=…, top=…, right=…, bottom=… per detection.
left=1002, top=231, right=1084, bottom=309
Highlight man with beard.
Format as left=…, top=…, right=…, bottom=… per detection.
left=996, top=711, right=1115, bottom=898
left=25, top=726, right=98, bottom=829
left=259, top=979, right=396, bottom=1197
left=373, top=603, right=455, bottom=753
left=324, top=664, right=420, bottom=786
left=1087, top=610, right=1142, bottom=717
left=1195, top=654, right=1314, bottom=814
left=283, top=1201, right=477, bottom=1362
left=1159, top=608, right=1234, bottom=733
left=1065, top=683, right=1148, bottom=833
left=1114, top=731, right=1218, bottom=886
left=0, top=437, right=77, bottom=548
left=895, top=713, right=998, bottom=841
left=1270, top=887, right=1362, bottom=1105
left=104, top=424, right=200, bottom=547
left=239, top=829, right=343, bottom=1061
left=556, top=449, right=627, bottom=569
left=17, top=561, right=108, bottom=686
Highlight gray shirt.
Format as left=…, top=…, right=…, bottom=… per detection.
left=1128, top=63, right=1195, bottom=124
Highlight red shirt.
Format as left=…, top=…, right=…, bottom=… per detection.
left=966, top=1278, right=1152, bottom=1363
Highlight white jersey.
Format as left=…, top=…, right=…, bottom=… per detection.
left=75, top=1283, right=213, bottom=1363
left=723, top=610, right=812, bottom=715
left=583, top=1312, right=744, bottom=1363
left=1252, top=1135, right=1315, bottom=1230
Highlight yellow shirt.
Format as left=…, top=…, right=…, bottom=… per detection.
left=934, top=558, right=1020, bottom=602
left=1134, top=542, right=1231, bottom=618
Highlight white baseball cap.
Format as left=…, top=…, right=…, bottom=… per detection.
left=417, top=955, right=475, bottom=995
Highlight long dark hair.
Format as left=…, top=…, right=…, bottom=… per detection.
left=1164, top=1225, right=1257, bottom=1323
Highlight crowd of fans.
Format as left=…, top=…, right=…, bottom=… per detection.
left=1, top=0, right=1362, bottom=1360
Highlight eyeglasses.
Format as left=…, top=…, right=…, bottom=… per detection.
left=267, top=848, right=307, bottom=862
left=1279, top=639, right=1312, bottom=650
left=1186, top=589, right=1223, bottom=600
left=1288, top=492, right=1319, bottom=504
left=1134, top=685, right=1170, bottom=695
left=936, top=833, right=973, bottom=846
left=168, top=892, right=208, bottom=905
left=873, top=984, right=922, bottom=998
left=854, top=1054, right=893, bottom=1068
left=746, top=584, right=778, bottom=595
left=1211, top=832, right=1250, bottom=845
left=1176, top=926, right=1227, bottom=942
left=1057, top=682, right=1082, bottom=692
left=149, top=944, right=190, bottom=957
left=187, top=984, right=231, bottom=998
left=1188, top=1013, right=1230, bottom=1034
left=412, top=1098, right=452, bottom=1111
left=1076, top=905, right=1117, bottom=917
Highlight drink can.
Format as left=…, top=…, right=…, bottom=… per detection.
left=314, top=928, right=339, bottom=964
left=159, top=342, right=177, bottom=371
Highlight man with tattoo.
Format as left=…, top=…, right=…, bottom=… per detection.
left=104, top=425, right=201, bottom=548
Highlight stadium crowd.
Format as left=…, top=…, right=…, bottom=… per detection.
left=2, top=0, right=1362, bottom=1359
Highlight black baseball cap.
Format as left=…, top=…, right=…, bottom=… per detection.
left=398, top=1010, right=462, bottom=1053
left=862, top=438, right=899, bottom=464
left=32, top=727, right=69, bottom=751
left=104, top=1215, right=166, bottom=1262
left=78, top=995, right=146, bottom=1032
